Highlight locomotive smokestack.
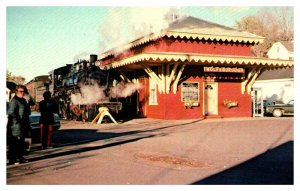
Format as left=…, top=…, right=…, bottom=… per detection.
left=90, top=54, right=98, bottom=64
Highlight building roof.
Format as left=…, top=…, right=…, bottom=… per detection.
left=257, top=67, right=294, bottom=80
left=100, top=16, right=265, bottom=59
left=167, top=16, right=263, bottom=40
left=97, top=52, right=293, bottom=69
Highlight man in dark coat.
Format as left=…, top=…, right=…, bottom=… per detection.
left=39, top=91, right=58, bottom=149
left=7, top=85, right=31, bottom=164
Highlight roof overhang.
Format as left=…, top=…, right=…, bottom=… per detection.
left=98, top=52, right=293, bottom=69
left=165, top=31, right=264, bottom=44
left=99, top=30, right=265, bottom=60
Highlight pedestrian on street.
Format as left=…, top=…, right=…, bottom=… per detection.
left=39, top=91, right=58, bottom=149
left=7, top=85, right=31, bottom=164
left=23, top=86, right=35, bottom=152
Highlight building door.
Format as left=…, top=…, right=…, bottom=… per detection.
left=204, top=83, right=218, bottom=115
left=252, top=87, right=264, bottom=117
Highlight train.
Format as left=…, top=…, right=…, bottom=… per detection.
left=25, top=54, right=138, bottom=122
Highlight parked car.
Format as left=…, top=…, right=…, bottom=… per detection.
left=262, top=100, right=285, bottom=113
left=29, top=112, right=61, bottom=131
left=28, top=112, right=61, bottom=145
left=7, top=102, right=61, bottom=150
left=265, top=100, right=294, bottom=117
left=7, top=102, right=61, bottom=132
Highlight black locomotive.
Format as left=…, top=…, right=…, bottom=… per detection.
left=47, top=54, right=124, bottom=121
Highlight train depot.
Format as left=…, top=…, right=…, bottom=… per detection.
left=96, top=16, right=293, bottom=120
left=25, top=16, right=293, bottom=121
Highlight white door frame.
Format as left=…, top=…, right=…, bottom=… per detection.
left=203, top=82, right=218, bottom=115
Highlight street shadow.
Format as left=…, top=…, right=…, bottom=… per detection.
left=24, top=119, right=203, bottom=163
left=191, top=141, right=294, bottom=185
left=51, top=129, right=149, bottom=146
left=50, top=118, right=203, bottom=147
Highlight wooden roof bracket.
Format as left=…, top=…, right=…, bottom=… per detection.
left=172, top=63, right=187, bottom=94
left=246, top=66, right=263, bottom=94
left=241, top=67, right=257, bottom=94
left=166, top=63, right=179, bottom=94
left=159, top=64, right=165, bottom=94
left=119, top=70, right=132, bottom=83
left=142, top=64, right=163, bottom=93
left=241, top=66, right=263, bottom=94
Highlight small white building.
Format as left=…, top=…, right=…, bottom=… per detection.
left=253, top=41, right=294, bottom=103
left=253, top=67, right=294, bottom=103
left=266, top=41, right=294, bottom=60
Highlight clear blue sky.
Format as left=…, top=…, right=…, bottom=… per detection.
left=6, top=6, right=289, bottom=83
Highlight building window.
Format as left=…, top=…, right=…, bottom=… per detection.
left=181, top=82, right=199, bottom=102
left=277, top=46, right=280, bottom=53
left=149, top=78, right=158, bottom=105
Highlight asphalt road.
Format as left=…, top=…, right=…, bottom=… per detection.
left=6, top=117, right=294, bottom=185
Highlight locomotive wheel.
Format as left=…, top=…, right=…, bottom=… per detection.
left=273, top=109, right=282, bottom=117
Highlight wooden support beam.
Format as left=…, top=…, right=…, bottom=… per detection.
left=160, top=64, right=165, bottom=93
left=241, top=67, right=256, bottom=94
left=119, top=71, right=132, bottom=83
left=246, top=67, right=263, bottom=94
left=172, top=63, right=186, bottom=94
left=169, top=63, right=179, bottom=85
left=142, top=65, right=161, bottom=82
left=166, top=63, right=179, bottom=94
left=166, top=63, right=170, bottom=93
left=142, top=65, right=162, bottom=93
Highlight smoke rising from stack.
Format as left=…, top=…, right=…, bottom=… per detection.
left=98, top=7, right=182, bottom=55
left=71, top=8, right=181, bottom=105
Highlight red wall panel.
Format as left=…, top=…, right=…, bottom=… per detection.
left=101, top=38, right=253, bottom=65
left=217, top=82, right=252, bottom=117
left=143, top=39, right=252, bottom=57
left=140, top=75, right=205, bottom=120
left=138, top=76, right=252, bottom=119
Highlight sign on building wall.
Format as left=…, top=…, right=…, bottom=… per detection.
left=181, top=82, right=199, bottom=102
left=204, top=66, right=245, bottom=73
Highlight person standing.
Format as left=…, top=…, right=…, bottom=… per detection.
left=7, top=85, right=31, bottom=164
left=39, top=91, right=58, bottom=149
left=23, top=86, right=35, bottom=152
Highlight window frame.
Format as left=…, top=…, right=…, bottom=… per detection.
left=181, top=81, right=199, bottom=103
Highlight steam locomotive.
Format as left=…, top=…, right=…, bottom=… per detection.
left=39, top=54, right=135, bottom=122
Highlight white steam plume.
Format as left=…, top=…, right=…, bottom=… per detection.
left=98, top=7, right=182, bottom=54
left=70, top=83, right=108, bottom=105
left=71, top=82, right=144, bottom=105
left=110, top=81, right=144, bottom=98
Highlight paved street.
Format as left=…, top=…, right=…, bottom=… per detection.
left=6, top=117, right=293, bottom=185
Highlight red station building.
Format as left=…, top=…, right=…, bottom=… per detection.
left=97, top=16, right=293, bottom=120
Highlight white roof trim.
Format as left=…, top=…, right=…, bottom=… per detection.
left=101, top=52, right=293, bottom=69
left=99, top=30, right=264, bottom=60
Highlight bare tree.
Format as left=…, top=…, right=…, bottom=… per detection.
left=235, top=7, right=293, bottom=57
left=6, top=69, right=26, bottom=84
left=6, top=69, right=12, bottom=80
